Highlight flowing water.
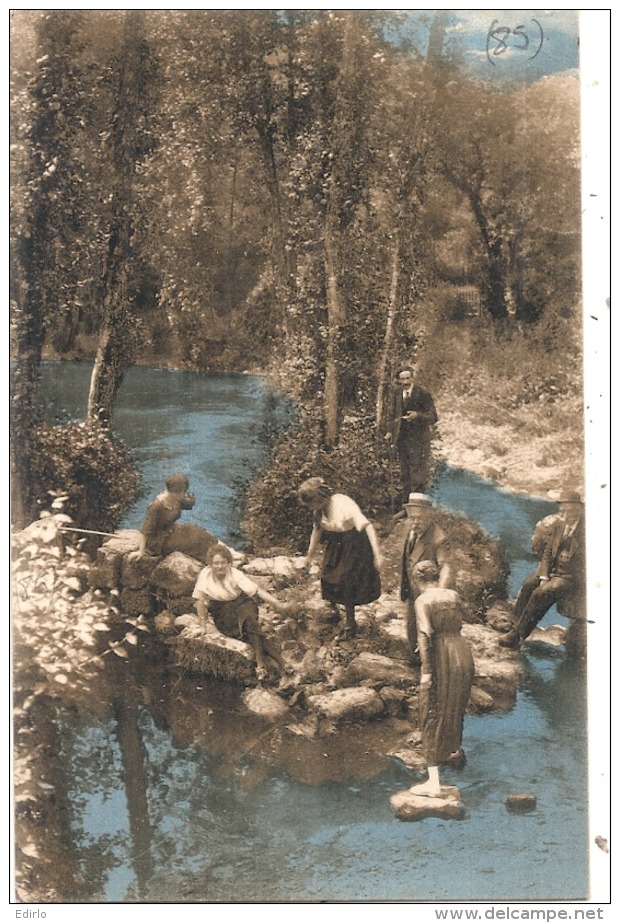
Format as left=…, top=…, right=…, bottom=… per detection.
left=33, top=362, right=588, bottom=902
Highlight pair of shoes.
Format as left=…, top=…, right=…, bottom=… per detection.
left=499, top=631, right=520, bottom=649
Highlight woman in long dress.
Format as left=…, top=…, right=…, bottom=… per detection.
left=298, top=477, right=382, bottom=640
left=408, top=560, right=474, bottom=796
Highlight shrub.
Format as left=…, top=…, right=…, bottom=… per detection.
left=27, top=420, right=141, bottom=534
left=242, top=410, right=395, bottom=553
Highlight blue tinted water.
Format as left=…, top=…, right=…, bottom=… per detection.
left=39, top=362, right=589, bottom=902
left=40, top=361, right=295, bottom=546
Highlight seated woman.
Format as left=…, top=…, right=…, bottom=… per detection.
left=131, top=474, right=217, bottom=564
left=408, top=560, right=474, bottom=797
left=192, top=543, right=296, bottom=685
left=297, top=477, right=382, bottom=640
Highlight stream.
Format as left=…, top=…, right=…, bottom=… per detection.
left=34, top=362, right=589, bottom=902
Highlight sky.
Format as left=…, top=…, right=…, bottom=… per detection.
left=397, top=9, right=579, bottom=85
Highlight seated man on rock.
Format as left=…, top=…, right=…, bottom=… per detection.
left=500, top=491, right=586, bottom=649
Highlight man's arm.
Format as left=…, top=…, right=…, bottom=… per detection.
left=410, top=390, right=438, bottom=425
left=436, top=542, right=454, bottom=588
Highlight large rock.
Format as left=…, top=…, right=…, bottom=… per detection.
left=307, top=687, right=385, bottom=723
left=151, top=552, right=203, bottom=597
left=242, top=687, right=289, bottom=718
left=341, top=652, right=415, bottom=688
left=390, top=785, right=465, bottom=821
left=121, top=553, right=160, bottom=589
left=470, top=654, right=521, bottom=707
left=100, top=530, right=142, bottom=555
left=88, top=531, right=145, bottom=591
left=526, top=624, right=567, bottom=648
left=378, top=618, right=410, bottom=660
left=462, top=624, right=521, bottom=707
left=378, top=686, right=410, bottom=715
left=172, top=616, right=255, bottom=682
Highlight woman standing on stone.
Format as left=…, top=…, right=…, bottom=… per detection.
left=408, top=560, right=474, bottom=797
left=297, top=477, right=382, bottom=640
left=131, top=474, right=217, bottom=564
left=193, top=543, right=296, bottom=685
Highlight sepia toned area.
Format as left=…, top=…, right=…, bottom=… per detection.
left=10, top=10, right=594, bottom=904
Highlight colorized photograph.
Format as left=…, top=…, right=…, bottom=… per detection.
left=9, top=8, right=609, bottom=906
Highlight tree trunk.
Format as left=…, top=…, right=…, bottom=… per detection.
left=375, top=231, right=401, bottom=431
left=323, top=215, right=346, bottom=446
left=87, top=10, right=151, bottom=422
left=257, top=128, right=294, bottom=342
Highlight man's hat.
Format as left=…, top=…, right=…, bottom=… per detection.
left=405, top=492, right=433, bottom=507
left=558, top=490, right=583, bottom=505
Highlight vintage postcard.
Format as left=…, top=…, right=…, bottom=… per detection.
left=9, top=7, right=610, bottom=914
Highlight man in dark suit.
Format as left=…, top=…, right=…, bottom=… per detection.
left=500, top=491, right=586, bottom=649
left=400, top=493, right=453, bottom=660
left=386, top=366, right=438, bottom=507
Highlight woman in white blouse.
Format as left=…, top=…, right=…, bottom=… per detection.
left=298, top=477, right=382, bottom=640
left=193, top=544, right=295, bottom=683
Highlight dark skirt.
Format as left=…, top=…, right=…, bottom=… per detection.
left=208, top=593, right=261, bottom=641
left=321, top=528, right=381, bottom=606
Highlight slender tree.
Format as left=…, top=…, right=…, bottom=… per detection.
left=87, top=10, right=160, bottom=422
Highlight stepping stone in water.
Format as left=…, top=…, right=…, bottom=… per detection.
left=390, top=785, right=465, bottom=821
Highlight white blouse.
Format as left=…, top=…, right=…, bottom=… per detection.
left=193, top=566, right=258, bottom=603
left=320, top=494, right=369, bottom=533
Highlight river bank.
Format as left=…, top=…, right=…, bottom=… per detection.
left=435, top=388, right=585, bottom=502
left=39, top=345, right=585, bottom=508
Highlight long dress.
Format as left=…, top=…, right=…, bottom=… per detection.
left=417, top=587, right=474, bottom=765
left=318, top=494, right=381, bottom=606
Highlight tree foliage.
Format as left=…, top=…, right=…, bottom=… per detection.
left=10, top=10, right=583, bottom=540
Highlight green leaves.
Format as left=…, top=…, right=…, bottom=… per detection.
left=12, top=510, right=145, bottom=707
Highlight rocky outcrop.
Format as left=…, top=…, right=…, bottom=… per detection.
left=86, top=509, right=572, bottom=729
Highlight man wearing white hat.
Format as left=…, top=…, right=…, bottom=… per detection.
left=400, top=493, right=454, bottom=660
